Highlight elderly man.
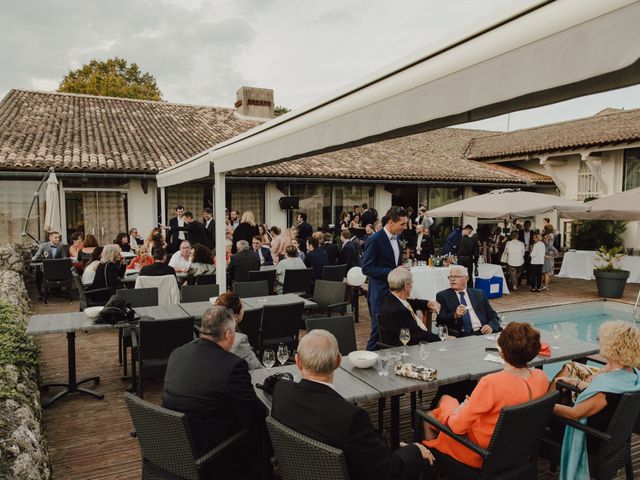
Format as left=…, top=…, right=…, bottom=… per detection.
left=272, top=330, right=433, bottom=480
left=380, top=268, right=440, bottom=344
left=228, top=239, right=260, bottom=283
left=436, top=265, right=500, bottom=337
left=163, top=306, right=268, bottom=478
left=168, top=239, right=192, bottom=273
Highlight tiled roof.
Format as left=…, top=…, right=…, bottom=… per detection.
left=232, top=128, right=553, bottom=184
left=468, top=107, right=640, bottom=160
left=0, top=89, right=260, bottom=173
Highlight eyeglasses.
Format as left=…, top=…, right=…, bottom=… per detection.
left=447, top=275, right=466, bottom=280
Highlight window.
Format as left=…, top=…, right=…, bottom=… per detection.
left=624, top=148, right=640, bottom=191
left=333, top=185, right=374, bottom=224
left=577, top=161, right=602, bottom=200
left=167, top=182, right=205, bottom=216
left=0, top=180, right=45, bottom=244
left=227, top=183, right=265, bottom=224
left=290, top=184, right=332, bottom=228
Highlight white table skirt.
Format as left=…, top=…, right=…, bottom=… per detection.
left=410, top=263, right=509, bottom=301
left=558, top=250, right=640, bottom=283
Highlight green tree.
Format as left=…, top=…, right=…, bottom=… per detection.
left=58, top=57, right=162, bottom=101
left=274, top=105, right=290, bottom=117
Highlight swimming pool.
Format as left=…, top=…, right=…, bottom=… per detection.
left=502, top=301, right=637, bottom=377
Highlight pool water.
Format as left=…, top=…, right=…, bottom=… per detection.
left=502, top=301, right=637, bottom=378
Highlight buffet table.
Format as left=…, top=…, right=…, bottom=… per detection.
left=410, top=263, right=509, bottom=300
left=558, top=250, right=640, bottom=283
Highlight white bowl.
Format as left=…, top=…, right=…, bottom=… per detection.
left=209, top=297, right=218, bottom=305
left=348, top=350, right=378, bottom=369
left=84, top=306, right=104, bottom=318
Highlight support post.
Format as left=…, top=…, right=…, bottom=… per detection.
left=160, top=187, right=167, bottom=227
left=539, top=155, right=566, bottom=196
left=215, top=169, right=227, bottom=291
left=581, top=151, right=608, bottom=195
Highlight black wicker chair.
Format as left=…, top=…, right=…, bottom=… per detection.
left=42, top=258, right=74, bottom=303
left=321, top=264, right=348, bottom=282
left=124, top=392, right=248, bottom=480
left=194, top=274, right=216, bottom=285
left=306, top=280, right=349, bottom=318
left=282, top=268, right=313, bottom=296
left=259, top=302, right=305, bottom=355
left=416, top=391, right=560, bottom=480
left=305, top=315, right=357, bottom=355
left=232, top=280, right=269, bottom=298
left=237, top=308, right=262, bottom=353
left=72, top=270, right=114, bottom=311
left=540, top=381, right=640, bottom=480
left=181, top=284, right=220, bottom=303
left=131, top=316, right=195, bottom=398
left=247, top=269, right=277, bottom=294
left=266, top=416, right=350, bottom=480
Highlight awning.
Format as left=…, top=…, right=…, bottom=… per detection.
left=156, top=151, right=212, bottom=188
left=560, top=187, right=640, bottom=220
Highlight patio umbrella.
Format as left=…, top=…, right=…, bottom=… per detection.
left=43, top=172, right=62, bottom=233
left=559, top=187, right=640, bottom=221
left=425, top=189, right=586, bottom=219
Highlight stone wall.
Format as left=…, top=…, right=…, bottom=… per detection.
left=0, top=243, right=36, bottom=275
left=0, top=246, right=51, bottom=479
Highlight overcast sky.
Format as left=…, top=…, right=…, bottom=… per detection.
left=2, top=0, right=640, bottom=132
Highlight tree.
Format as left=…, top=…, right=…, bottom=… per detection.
left=58, top=57, right=162, bottom=101
left=274, top=105, right=290, bottom=117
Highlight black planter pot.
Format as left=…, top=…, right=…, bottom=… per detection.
left=593, top=269, right=630, bottom=298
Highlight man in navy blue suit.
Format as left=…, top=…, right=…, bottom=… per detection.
left=436, top=265, right=500, bottom=337
left=251, top=236, right=274, bottom=266
left=304, top=236, right=329, bottom=282
left=362, top=206, right=408, bottom=351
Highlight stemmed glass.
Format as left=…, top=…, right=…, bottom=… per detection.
left=399, top=328, right=411, bottom=356
left=262, top=349, right=275, bottom=370
left=437, top=325, right=448, bottom=351
left=418, top=341, right=430, bottom=367
left=43, top=250, right=50, bottom=259
left=277, top=343, right=289, bottom=366
left=499, top=313, right=508, bottom=330
left=552, top=324, right=561, bottom=349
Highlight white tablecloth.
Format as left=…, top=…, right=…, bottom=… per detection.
left=410, top=263, right=509, bottom=301
left=558, top=250, right=640, bottom=283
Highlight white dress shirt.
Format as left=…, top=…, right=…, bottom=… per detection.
left=177, top=216, right=186, bottom=240
left=383, top=227, right=400, bottom=265
left=169, top=251, right=191, bottom=271
left=415, top=233, right=424, bottom=254
left=458, top=289, right=482, bottom=331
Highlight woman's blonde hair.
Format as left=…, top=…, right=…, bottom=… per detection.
left=599, top=320, right=640, bottom=368
left=241, top=211, right=256, bottom=226
left=288, top=227, right=298, bottom=240
left=101, top=244, right=121, bottom=264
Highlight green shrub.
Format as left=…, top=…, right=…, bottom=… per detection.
left=570, top=220, right=627, bottom=250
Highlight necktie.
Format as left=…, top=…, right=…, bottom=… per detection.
left=406, top=303, right=427, bottom=331
left=458, top=291, right=473, bottom=333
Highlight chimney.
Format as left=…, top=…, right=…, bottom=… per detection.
left=234, top=86, right=274, bottom=120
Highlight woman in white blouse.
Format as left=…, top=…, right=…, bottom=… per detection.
left=529, top=233, right=546, bottom=292
left=501, top=231, right=525, bottom=291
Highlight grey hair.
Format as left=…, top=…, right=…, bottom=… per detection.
left=387, top=267, right=412, bottom=292
left=450, top=264, right=469, bottom=277
left=201, top=306, right=236, bottom=341
left=101, top=244, right=121, bottom=263
left=297, top=330, right=340, bottom=375
left=236, top=240, right=249, bottom=252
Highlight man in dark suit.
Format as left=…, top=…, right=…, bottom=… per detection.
left=166, top=205, right=186, bottom=254
left=163, top=306, right=268, bottom=478
left=518, top=220, right=533, bottom=286
left=362, top=206, right=407, bottom=351
left=272, top=330, right=433, bottom=480
left=165, top=211, right=214, bottom=250
left=296, top=212, right=313, bottom=252
left=413, top=225, right=434, bottom=262
left=227, top=240, right=260, bottom=284
left=202, top=207, right=215, bottom=244
left=457, top=225, right=478, bottom=288
left=360, top=203, right=377, bottom=229
left=32, top=230, right=69, bottom=260
left=304, top=236, right=329, bottom=282
left=380, top=267, right=440, bottom=344
left=321, top=233, right=340, bottom=265
left=339, top=229, right=361, bottom=269
left=436, top=265, right=500, bottom=337
left=139, top=248, right=177, bottom=278
left=251, top=236, right=273, bottom=266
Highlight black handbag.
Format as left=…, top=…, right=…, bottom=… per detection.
left=94, top=295, right=136, bottom=325
left=255, top=372, right=294, bottom=395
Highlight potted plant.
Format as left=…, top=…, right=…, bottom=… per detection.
left=593, top=245, right=630, bottom=298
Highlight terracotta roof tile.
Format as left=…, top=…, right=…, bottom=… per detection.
left=0, top=89, right=260, bottom=173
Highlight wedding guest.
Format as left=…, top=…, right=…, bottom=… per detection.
left=78, top=234, right=99, bottom=264
left=232, top=211, right=260, bottom=253
left=542, top=233, right=559, bottom=291
left=501, top=231, right=525, bottom=291
left=188, top=243, right=215, bottom=280
left=127, top=245, right=154, bottom=270
left=530, top=233, right=545, bottom=292
left=91, top=244, right=126, bottom=298
left=275, top=245, right=306, bottom=294
left=69, top=232, right=84, bottom=259
left=114, top=232, right=131, bottom=253
left=214, top=293, right=262, bottom=370
left=270, top=226, right=289, bottom=262
left=81, top=246, right=104, bottom=286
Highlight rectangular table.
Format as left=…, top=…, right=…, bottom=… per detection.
left=243, top=293, right=317, bottom=310
left=250, top=364, right=380, bottom=410
left=27, top=312, right=109, bottom=407
left=134, top=304, right=193, bottom=320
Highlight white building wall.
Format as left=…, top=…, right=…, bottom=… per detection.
left=128, top=179, right=157, bottom=238
left=265, top=182, right=288, bottom=229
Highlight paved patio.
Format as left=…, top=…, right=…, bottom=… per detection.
left=31, top=277, right=640, bottom=479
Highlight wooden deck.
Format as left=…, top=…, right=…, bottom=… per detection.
left=32, top=277, right=640, bottom=479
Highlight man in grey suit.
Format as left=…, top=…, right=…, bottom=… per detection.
left=32, top=230, right=69, bottom=260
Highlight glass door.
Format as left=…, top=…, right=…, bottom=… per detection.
left=65, top=190, right=128, bottom=244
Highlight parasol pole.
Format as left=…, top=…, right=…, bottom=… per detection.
left=22, top=167, right=54, bottom=243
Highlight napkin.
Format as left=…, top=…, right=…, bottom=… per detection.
left=484, top=353, right=504, bottom=364
left=538, top=342, right=551, bottom=357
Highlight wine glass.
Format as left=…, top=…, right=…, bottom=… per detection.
left=277, top=343, right=289, bottom=366
left=437, top=325, right=448, bottom=351
left=399, top=328, right=411, bottom=356
left=262, top=349, right=275, bottom=370
left=552, top=324, right=561, bottom=349
left=499, top=313, right=508, bottom=330
left=43, top=250, right=49, bottom=259
left=418, top=341, right=430, bottom=366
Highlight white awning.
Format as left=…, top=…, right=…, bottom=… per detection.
left=156, top=150, right=212, bottom=188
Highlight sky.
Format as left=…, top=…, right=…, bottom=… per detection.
left=2, top=0, right=640, bottom=132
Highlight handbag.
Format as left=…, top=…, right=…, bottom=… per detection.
left=94, top=295, right=136, bottom=325
left=255, top=372, right=294, bottom=395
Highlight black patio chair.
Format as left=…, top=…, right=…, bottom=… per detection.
left=72, top=270, right=114, bottom=311
left=321, top=263, right=348, bottom=282
left=247, top=269, right=277, bottom=294
left=259, top=302, right=305, bottom=355
left=181, top=284, right=220, bottom=303
left=306, top=280, right=349, bottom=318
left=124, top=392, right=248, bottom=480
left=131, top=316, right=195, bottom=398
left=416, top=391, right=560, bottom=480
left=266, top=416, right=349, bottom=480
left=42, top=258, right=73, bottom=303
left=116, top=288, right=159, bottom=376
left=195, top=274, right=216, bottom=285
left=540, top=381, right=640, bottom=480
left=237, top=307, right=262, bottom=353
left=282, top=268, right=313, bottom=296
left=233, top=280, right=269, bottom=299
left=305, top=315, right=357, bottom=355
